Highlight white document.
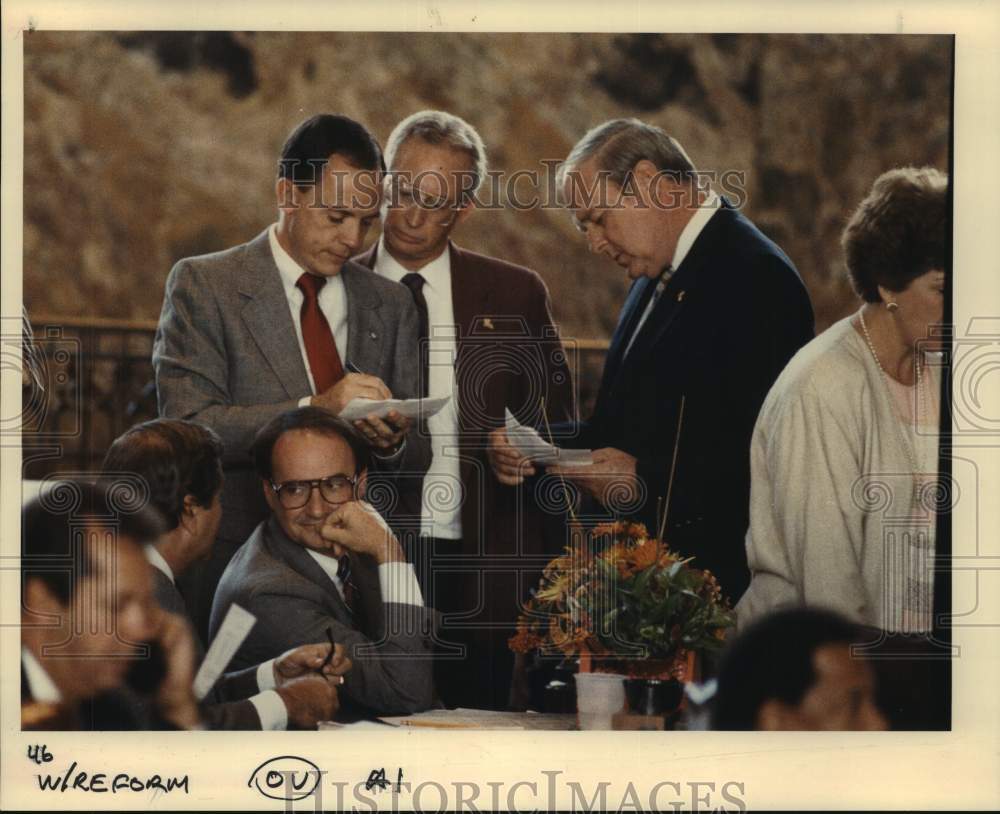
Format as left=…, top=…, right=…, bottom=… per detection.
left=338, top=393, right=451, bottom=422
left=504, top=408, right=593, bottom=467
left=192, top=604, right=256, bottom=701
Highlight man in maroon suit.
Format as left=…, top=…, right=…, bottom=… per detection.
left=353, top=110, right=575, bottom=710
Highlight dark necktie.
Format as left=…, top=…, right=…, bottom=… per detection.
left=400, top=272, right=429, bottom=397
left=623, top=266, right=673, bottom=358
left=296, top=273, right=345, bottom=393
left=336, top=555, right=357, bottom=612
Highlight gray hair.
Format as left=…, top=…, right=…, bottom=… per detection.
left=556, top=118, right=698, bottom=193
left=384, top=110, right=488, bottom=201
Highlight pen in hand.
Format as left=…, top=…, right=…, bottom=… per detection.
left=320, top=626, right=337, bottom=672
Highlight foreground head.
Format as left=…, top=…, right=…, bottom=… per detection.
left=381, top=110, right=486, bottom=269
left=253, top=407, right=371, bottom=552
left=842, top=166, right=949, bottom=350
left=21, top=482, right=166, bottom=703
left=276, top=113, right=385, bottom=277
left=558, top=118, right=699, bottom=280
left=102, top=418, right=224, bottom=563
left=712, top=607, right=888, bottom=731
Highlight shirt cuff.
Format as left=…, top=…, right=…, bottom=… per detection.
left=256, top=659, right=277, bottom=691
left=298, top=395, right=312, bottom=408
left=378, top=561, right=424, bottom=606
left=372, top=437, right=406, bottom=460
left=249, top=690, right=288, bottom=731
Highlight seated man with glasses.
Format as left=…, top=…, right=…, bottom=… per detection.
left=209, top=407, right=438, bottom=717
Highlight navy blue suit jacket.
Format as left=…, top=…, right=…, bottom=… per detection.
left=558, top=200, right=814, bottom=601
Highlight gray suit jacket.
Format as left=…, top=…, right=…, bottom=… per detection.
left=152, top=228, right=431, bottom=545
left=150, top=566, right=264, bottom=730
left=209, top=516, right=437, bottom=716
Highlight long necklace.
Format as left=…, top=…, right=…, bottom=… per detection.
left=858, top=309, right=929, bottom=482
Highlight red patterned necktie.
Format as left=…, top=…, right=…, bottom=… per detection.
left=296, top=273, right=345, bottom=393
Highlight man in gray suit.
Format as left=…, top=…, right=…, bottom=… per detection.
left=102, top=418, right=350, bottom=730
left=210, top=407, right=437, bottom=716
left=153, top=114, right=431, bottom=640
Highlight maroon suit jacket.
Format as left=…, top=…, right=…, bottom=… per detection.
left=353, top=241, right=575, bottom=615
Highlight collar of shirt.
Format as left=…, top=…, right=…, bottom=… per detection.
left=374, top=236, right=452, bottom=295
left=268, top=223, right=347, bottom=300
left=268, top=223, right=311, bottom=295
left=670, top=190, right=720, bottom=272
left=305, top=548, right=345, bottom=595
left=22, top=646, right=62, bottom=703
left=144, top=545, right=175, bottom=584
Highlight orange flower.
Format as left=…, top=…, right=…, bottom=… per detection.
left=628, top=538, right=663, bottom=571
left=508, top=626, right=544, bottom=653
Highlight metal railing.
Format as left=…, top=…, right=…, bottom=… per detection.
left=22, top=316, right=609, bottom=477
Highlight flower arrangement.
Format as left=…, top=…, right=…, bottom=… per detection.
left=509, top=522, right=735, bottom=675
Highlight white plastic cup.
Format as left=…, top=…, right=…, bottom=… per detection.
left=574, top=672, right=626, bottom=730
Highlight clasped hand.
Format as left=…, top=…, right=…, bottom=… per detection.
left=317, top=501, right=406, bottom=565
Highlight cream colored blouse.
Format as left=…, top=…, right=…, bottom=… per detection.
left=737, top=313, right=941, bottom=633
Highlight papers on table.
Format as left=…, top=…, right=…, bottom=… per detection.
left=318, top=719, right=393, bottom=731
left=339, top=394, right=451, bottom=422
left=504, top=408, right=593, bottom=467
left=193, top=604, right=256, bottom=700
left=378, top=708, right=527, bottom=729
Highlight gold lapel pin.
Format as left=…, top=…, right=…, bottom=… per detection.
left=369, top=331, right=378, bottom=339
left=677, top=290, right=686, bottom=302
left=483, top=318, right=495, bottom=330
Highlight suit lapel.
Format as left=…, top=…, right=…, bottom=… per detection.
left=238, top=231, right=311, bottom=398
left=449, top=243, right=491, bottom=432
left=263, top=519, right=354, bottom=624
left=606, top=205, right=730, bottom=389
left=340, top=263, right=385, bottom=373
left=595, top=276, right=655, bottom=407
left=449, top=242, right=490, bottom=335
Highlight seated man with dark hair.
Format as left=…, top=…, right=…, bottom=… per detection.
left=712, top=607, right=888, bottom=731
left=21, top=482, right=199, bottom=730
left=103, top=418, right=347, bottom=730
left=210, top=407, right=438, bottom=717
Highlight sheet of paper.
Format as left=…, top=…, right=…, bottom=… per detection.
left=378, top=711, right=525, bottom=730
left=192, top=604, right=256, bottom=701
left=317, top=719, right=393, bottom=731
left=339, top=393, right=451, bottom=422
left=504, top=408, right=593, bottom=466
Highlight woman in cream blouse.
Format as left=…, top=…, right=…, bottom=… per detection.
left=738, top=167, right=948, bottom=634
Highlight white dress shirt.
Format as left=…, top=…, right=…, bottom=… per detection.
left=305, top=502, right=425, bottom=605
left=268, top=224, right=349, bottom=402
left=624, top=190, right=720, bottom=358
left=22, top=647, right=61, bottom=703
left=373, top=237, right=463, bottom=539
left=143, top=545, right=286, bottom=730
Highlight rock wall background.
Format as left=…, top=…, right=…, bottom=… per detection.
left=23, top=32, right=951, bottom=337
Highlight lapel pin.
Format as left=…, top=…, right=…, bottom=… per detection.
left=677, top=290, right=686, bottom=302
left=483, top=318, right=495, bottom=330
left=369, top=331, right=378, bottom=340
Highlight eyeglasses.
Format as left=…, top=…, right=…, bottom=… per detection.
left=384, top=174, right=465, bottom=223
left=269, top=474, right=358, bottom=509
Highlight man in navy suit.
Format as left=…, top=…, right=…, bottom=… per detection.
left=488, top=118, right=814, bottom=602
